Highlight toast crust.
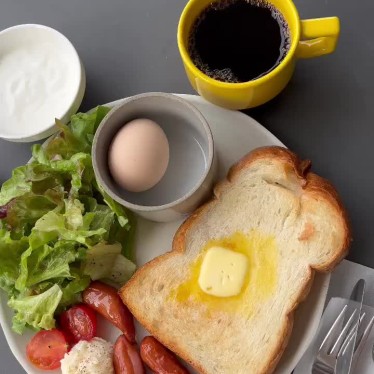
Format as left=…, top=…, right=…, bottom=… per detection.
left=121, top=146, right=351, bottom=374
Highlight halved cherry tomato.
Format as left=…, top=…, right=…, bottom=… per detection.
left=113, top=335, right=145, bottom=374
left=60, top=304, right=97, bottom=344
left=26, top=329, right=68, bottom=370
left=82, top=281, right=135, bottom=343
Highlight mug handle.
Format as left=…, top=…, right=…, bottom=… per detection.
left=296, top=17, right=340, bottom=59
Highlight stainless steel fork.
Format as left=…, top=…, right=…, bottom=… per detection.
left=312, top=305, right=374, bottom=374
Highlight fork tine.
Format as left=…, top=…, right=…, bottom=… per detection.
left=338, top=312, right=366, bottom=356
left=319, top=305, right=347, bottom=353
left=329, top=308, right=357, bottom=356
left=354, top=315, right=374, bottom=356
left=344, top=314, right=374, bottom=371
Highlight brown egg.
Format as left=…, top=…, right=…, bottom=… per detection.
left=108, top=118, right=169, bottom=192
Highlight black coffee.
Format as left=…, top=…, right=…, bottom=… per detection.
left=188, top=0, right=290, bottom=83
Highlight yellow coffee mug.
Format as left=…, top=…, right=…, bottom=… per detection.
left=177, top=0, right=340, bottom=110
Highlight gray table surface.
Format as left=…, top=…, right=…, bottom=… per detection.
left=0, top=0, right=372, bottom=372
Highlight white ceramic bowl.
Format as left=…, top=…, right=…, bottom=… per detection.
left=0, top=24, right=86, bottom=142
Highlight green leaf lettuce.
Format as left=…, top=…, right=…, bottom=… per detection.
left=0, top=106, right=136, bottom=334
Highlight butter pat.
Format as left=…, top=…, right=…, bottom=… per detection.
left=198, top=246, right=248, bottom=297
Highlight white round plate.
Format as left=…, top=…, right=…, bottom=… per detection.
left=0, top=94, right=329, bottom=374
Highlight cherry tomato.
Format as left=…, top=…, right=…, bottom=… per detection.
left=60, top=304, right=97, bottom=344
left=26, top=329, right=68, bottom=370
left=83, top=281, right=135, bottom=343
left=113, top=335, right=145, bottom=374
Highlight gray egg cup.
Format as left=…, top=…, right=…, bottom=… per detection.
left=92, top=92, right=217, bottom=222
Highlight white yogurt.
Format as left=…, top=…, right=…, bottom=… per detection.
left=0, top=25, right=84, bottom=141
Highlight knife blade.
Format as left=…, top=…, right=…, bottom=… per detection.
left=335, top=278, right=365, bottom=374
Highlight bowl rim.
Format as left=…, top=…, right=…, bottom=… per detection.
left=0, top=23, right=85, bottom=141
left=92, top=92, right=215, bottom=211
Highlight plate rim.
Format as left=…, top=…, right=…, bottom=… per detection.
left=0, top=93, right=330, bottom=374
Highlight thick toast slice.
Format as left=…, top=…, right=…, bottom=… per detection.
left=120, top=146, right=351, bottom=374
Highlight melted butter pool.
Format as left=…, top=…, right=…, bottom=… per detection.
left=171, top=230, right=278, bottom=316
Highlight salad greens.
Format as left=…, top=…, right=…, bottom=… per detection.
left=0, top=106, right=136, bottom=334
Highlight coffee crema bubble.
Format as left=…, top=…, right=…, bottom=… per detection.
left=188, top=0, right=291, bottom=83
